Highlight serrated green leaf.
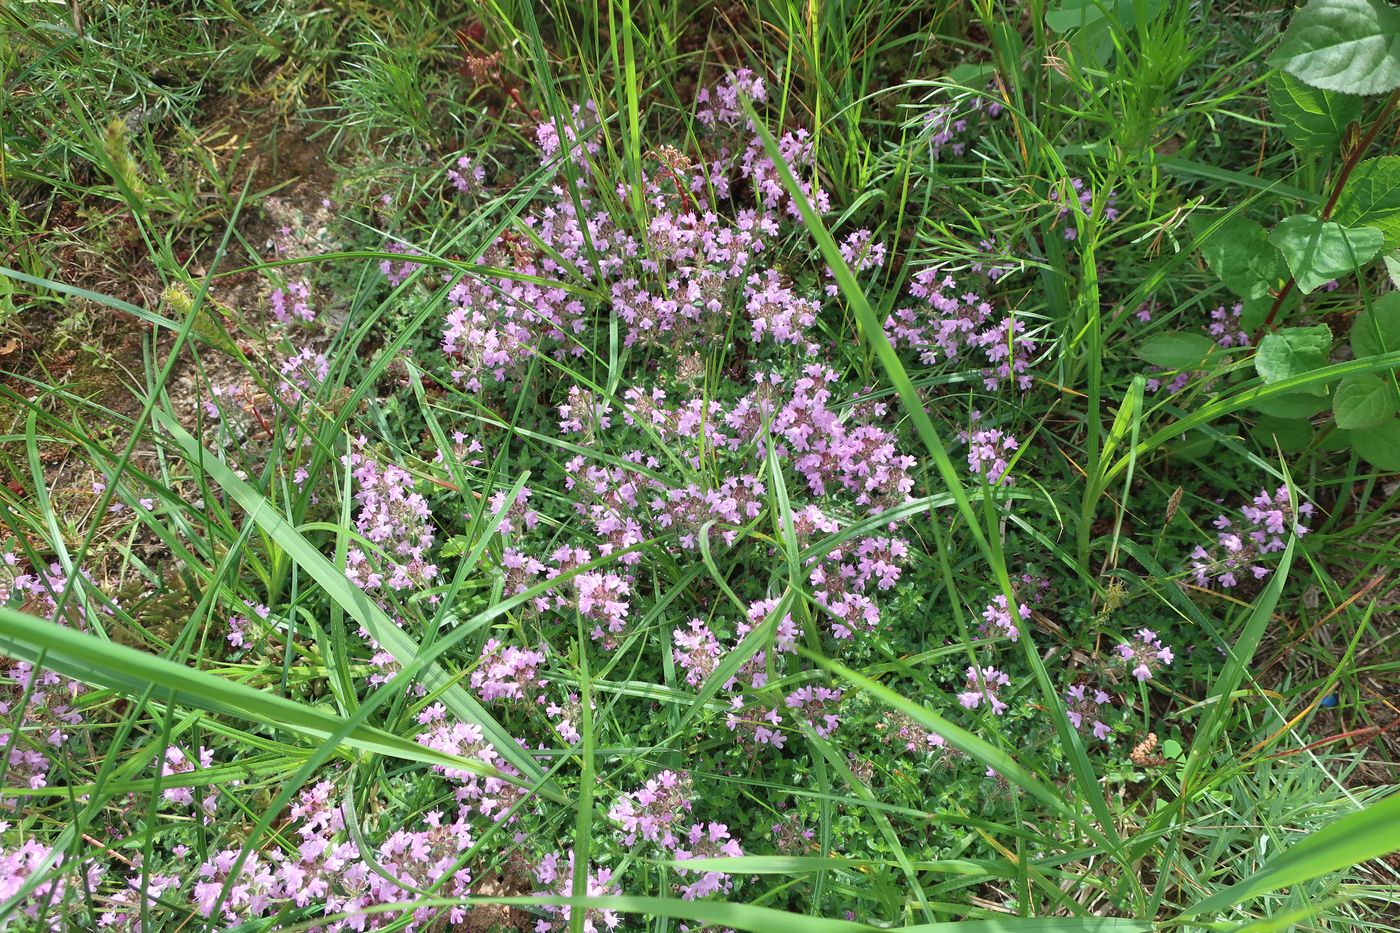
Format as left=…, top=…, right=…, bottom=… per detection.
left=1350, top=292, right=1400, bottom=357
left=1351, top=418, right=1400, bottom=469
left=1333, top=374, right=1399, bottom=428
left=1193, top=216, right=1288, bottom=300
left=1266, top=71, right=1362, bottom=153
left=1137, top=331, right=1219, bottom=369
left=1255, top=324, right=1334, bottom=387
left=1270, top=0, right=1400, bottom=96
left=1385, top=251, right=1400, bottom=287
left=439, top=534, right=471, bottom=558
left=1332, top=157, right=1400, bottom=247
left=1269, top=215, right=1384, bottom=293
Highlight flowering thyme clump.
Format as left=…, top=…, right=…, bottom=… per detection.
left=1117, top=629, right=1174, bottom=682
left=966, top=429, right=1019, bottom=485
left=610, top=770, right=694, bottom=847
left=1064, top=684, right=1115, bottom=740
left=981, top=593, right=1030, bottom=641
left=958, top=666, right=1011, bottom=714
left=784, top=685, right=843, bottom=738
left=1189, top=486, right=1313, bottom=588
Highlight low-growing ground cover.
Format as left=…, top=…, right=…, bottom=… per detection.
left=1, top=0, right=1398, bottom=930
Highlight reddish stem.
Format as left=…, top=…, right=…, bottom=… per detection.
left=1258, top=87, right=1400, bottom=334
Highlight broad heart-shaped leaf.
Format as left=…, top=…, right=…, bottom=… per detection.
left=1333, top=157, right=1400, bottom=248
left=1270, top=0, right=1400, bottom=96
left=1266, top=71, right=1362, bottom=153
left=1192, top=215, right=1287, bottom=300
left=1350, top=291, right=1400, bottom=357
left=1255, top=324, right=1334, bottom=389
left=1333, top=373, right=1399, bottom=428
left=1350, top=418, right=1400, bottom=469
left=1269, top=214, right=1384, bottom=293
left=1136, top=331, right=1219, bottom=369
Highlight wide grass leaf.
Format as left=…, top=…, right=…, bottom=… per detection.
left=1179, top=789, right=1400, bottom=921
left=151, top=410, right=557, bottom=794
left=0, top=606, right=494, bottom=776
left=501, top=896, right=1150, bottom=933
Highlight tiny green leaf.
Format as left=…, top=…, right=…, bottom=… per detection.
left=1332, top=374, right=1399, bottom=429
left=1266, top=71, right=1363, bottom=153
left=1255, top=324, right=1334, bottom=387
left=1270, top=0, right=1400, bottom=96
left=1332, top=157, right=1400, bottom=248
left=1137, top=332, right=1220, bottom=369
left=1269, top=215, right=1384, bottom=293
left=1350, top=292, right=1400, bottom=358
left=1193, top=216, right=1288, bottom=300
left=1350, top=418, right=1400, bottom=470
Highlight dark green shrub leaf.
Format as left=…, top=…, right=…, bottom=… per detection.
left=1269, top=215, right=1384, bottom=293
left=1137, top=331, right=1219, bottom=369
left=1240, top=291, right=1297, bottom=331
left=1255, top=324, right=1333, bottom=387
left=1333, top=157, right=1400, bottom=247
left=1350, top=291, right=1400, bottom=357
left=1251, top=416, right=1316, bottom=450
left=1270, top=0, right=1400, bottom=96
left=1193, top=216, right=1288, bottom=299
left=1333, top=374, right=1399, bottom=428
left=1266, top=71, right=1362, bottom=153
left=1247, top=391, right=1332, bottom=418
left=1351, top=418, right=1400, bottom=469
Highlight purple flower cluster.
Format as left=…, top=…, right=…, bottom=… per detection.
left=920, top=89, right=1003, bottom=161
left=0, top=557, right=104, bottom=802
left=1145, top=302, right=1249, bottom=395
left=886, top=269, right=1037, bottom=390
left=161, top=745, right=217, bottom=819
left=532, top=849, right=620, bottom=931
left=965, top=428, right=1019, bottom=485
left=342, top=439, right=441, bottom=595
left=1117, top=629, right=1174, bottom=682
left=610, top=769, right=694, bottom=847
left=1050, top=177, right=1120, bottom=241
left=980, top=593, right=1030, bottom=640
left=957, top=665, right=1011, bottom=714
left=447, top=154, right=485, bottom=193
left=879, top=711, right=948, bottom=755
left=610, top=770, right=744, bottom=901
left=1064, top=684, right=1115, bottom=740
left=1189, top=485, right=1313, bottom=588
left=270, top=278, right=314, bottom=323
